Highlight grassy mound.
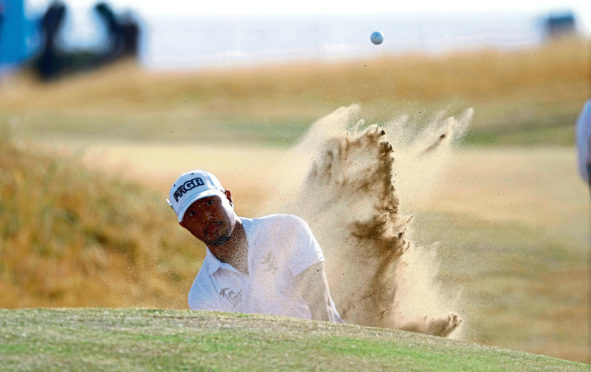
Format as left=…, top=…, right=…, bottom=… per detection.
left=0, top=308, right=587, bottom=371
left=0, top=133, right=201, bottom=308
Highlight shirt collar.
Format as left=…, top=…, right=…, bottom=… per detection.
left=204, top=247, right=243, bottom=275
left=204, top=248, right=221, bottom=275
left=204, top=217, right=252, bottom=276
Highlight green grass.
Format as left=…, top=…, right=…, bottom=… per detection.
left=1, top=97, right=583, bottom=147
left=0, top=308, right=587, bottom=371
left=463, top=99, right=585, bottom=146
left=0, top=110, right=314, bottom=147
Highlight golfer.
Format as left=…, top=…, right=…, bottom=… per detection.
left=167, top=169, right=342, bottom=322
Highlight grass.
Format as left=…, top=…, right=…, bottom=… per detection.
left=1, top=131, right=588, bottom=362
left=404, top=146, right=589, bottom=362
left=413, top=210, right=588, bottom=363
left=0, top=37, right=589, bottom=365
left=1, top=37, right=588, bottom=147
left=0, top=308, right=588, bottom=371
left=0, top=130, right=204, bottom=309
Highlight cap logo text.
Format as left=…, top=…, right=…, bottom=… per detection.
left=174, top=177, right=204, bottom=202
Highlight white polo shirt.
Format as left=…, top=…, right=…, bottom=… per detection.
left=188, top=214, right=329, bottom=319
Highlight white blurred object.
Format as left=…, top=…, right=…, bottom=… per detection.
left=575, top=99, right=591, bottom=184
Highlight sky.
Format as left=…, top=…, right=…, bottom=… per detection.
left=27, top=0, right=591, bottom=19
left=24, top=0, right=591, bottom=36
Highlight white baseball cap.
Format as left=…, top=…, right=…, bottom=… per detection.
left=167, top=170, right=227, bottom=222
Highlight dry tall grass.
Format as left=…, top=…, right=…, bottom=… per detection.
left=0, top=132, right=204, bottom=308
left=1, top=37, right=587, bottom=119
left=1, top=38, right=586, bottom=148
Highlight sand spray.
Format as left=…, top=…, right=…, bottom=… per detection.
left=261, top=104, right=472, bottom=337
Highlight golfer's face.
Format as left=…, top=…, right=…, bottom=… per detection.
left=181, top=195, right=235, bottom=246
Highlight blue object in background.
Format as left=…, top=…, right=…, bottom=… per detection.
left=0, top=0, right=27, bottom=66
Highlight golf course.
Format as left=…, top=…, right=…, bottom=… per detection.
left=0, top=36, right=589, bottom=369
left=0, top=308, right=588, bottom=371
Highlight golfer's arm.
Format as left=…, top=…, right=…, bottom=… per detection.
left=295, top=262, right=341, bottom=322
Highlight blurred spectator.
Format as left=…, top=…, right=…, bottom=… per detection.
left=94, top=2, right=139, bottom=60
left=576, top=100, right=591, bottom=187
left=35, top=0, right=66, bottom=80
left=33, top=1, right=140, bottom=81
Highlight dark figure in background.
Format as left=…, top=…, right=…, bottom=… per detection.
left=36, top=0, right=66, bottom=80
left=94, top=2, right=139, bottom=60
left=33, top=1, right=140, bottom=81
left=543, top=12, right=576, bottom=39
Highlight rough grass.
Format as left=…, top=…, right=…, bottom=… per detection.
left=1, top=37, right=588, bottom=146
left=0, top=308, right=587, bottom=371
left=0, top=132, right=203, bottom=309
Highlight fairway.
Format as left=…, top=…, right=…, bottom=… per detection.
left=0, top=308, right=587, bottom=371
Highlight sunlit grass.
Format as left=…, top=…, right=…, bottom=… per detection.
left=1, top=37, right=588, bottom=146
left=0, top=309, right=587, bottom=371
left=0, top=132, right=204, bottom=309
left=415, top=210, right=588, bottom=363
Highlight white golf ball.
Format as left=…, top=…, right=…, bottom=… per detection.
left=370, top=31, right=383, bottom=45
